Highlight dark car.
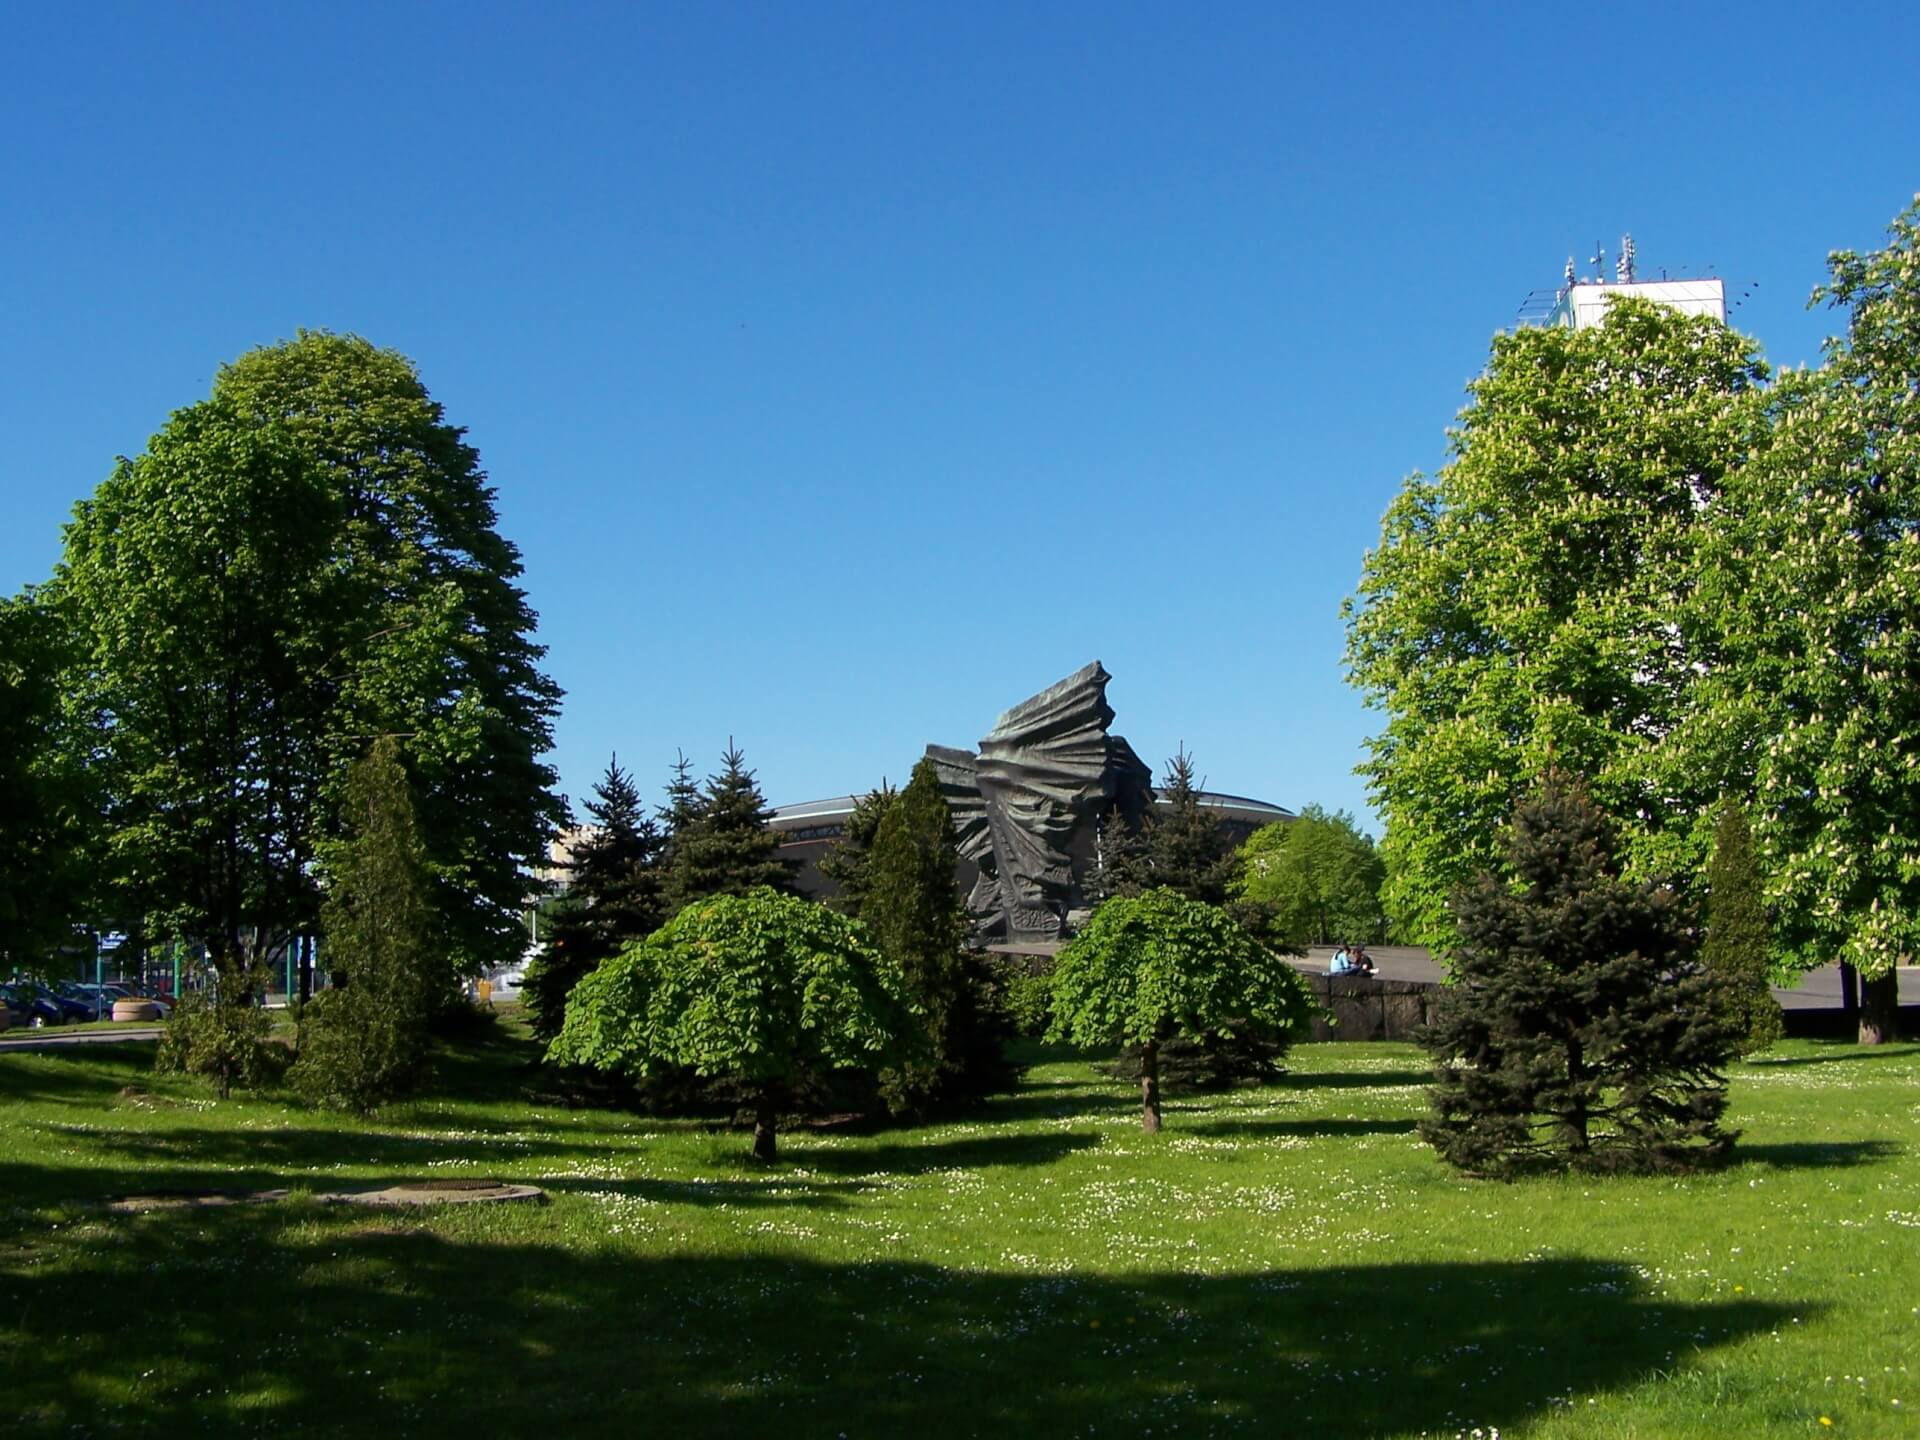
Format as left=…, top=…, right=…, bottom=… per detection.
left=57, top=981, right=112, bottom=1020
left=0, top=983, right=66, bottom=1028
left=25, top=982, right=92, bottom=1024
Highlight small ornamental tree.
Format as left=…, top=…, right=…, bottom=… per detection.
left=1702, top=802, right=1784, bottom=1055
left=1419, top=776, right=1740, bottom=1176
left=1047, top=888, right=1318, bottom=1131
left=548, top=889, right=917, bottom=1161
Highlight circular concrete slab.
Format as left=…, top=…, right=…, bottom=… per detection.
left=317, top=1179, right=545, bottom=1207
left=106, top=1188, right=290, bottom=1213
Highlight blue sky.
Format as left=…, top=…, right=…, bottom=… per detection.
left=5, top=2, right=1918, bottom=830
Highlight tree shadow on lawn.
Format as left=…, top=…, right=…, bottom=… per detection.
left=795, top=1130, right=1102, bottom=1177
left=1186, top=1116, right=1419, bottom=1141
left=1282, top=1067, right=1433, bottom=1090
left=1745, top=1042, right=1920, bottom=1068
left=0, top=1210, right=1805, bottom=1440
left=1735, top=1140, right=1903, bottom=1169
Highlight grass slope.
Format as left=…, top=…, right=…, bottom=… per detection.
left=2, top=1022, right=1915, bottom=1438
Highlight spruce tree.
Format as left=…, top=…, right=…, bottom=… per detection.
left=658, top=750, right=706, bottom=849
left=1084, top=802, right=1149, bottom=905
left=1420, top=776, right=1740, bottom=1175
left=523, top=755, right=667, bottom=1041
left=1703, top=802, right=1784, bottom=1056
left=1141, top=749, right=1235, bottom=904
left=664, top=742, right=794, bottom=911
left=863, top=758, right=1013, bottom=1112
left=817, top=783, right=895, bottom=916
left=290, top=736, right=436, bottom=1114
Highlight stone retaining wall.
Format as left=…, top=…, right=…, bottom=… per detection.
left=1299, top=975, right=1440, bottom=1043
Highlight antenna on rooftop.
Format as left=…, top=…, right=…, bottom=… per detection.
left=1617, top=233, right=1636, bottom=283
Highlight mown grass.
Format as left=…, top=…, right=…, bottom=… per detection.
left=2, top=1022, right=1915, bottom=1438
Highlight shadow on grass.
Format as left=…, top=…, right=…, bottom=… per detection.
left=0, top=1212, right=1806, bottom=1439
left=1282, top=1067, right=1432, bottom=1090
left=1736, top=1140, right=1903, bottom=1169
left=1186, top=1116, right=1419, bottom=1141
left=536, top=1174, right=877, bottom=1210
left=797, top=1130, right=1102, bottom=1177
left=1746, top=1042, right=1920, bottom=1068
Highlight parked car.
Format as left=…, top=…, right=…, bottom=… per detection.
left=0, top=983, right=66, bottom=1028
left=57, top=981, right=113, bottom=1020
left=28, top=982, right=93, bottom=1024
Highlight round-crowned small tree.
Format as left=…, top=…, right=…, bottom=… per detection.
left=1047, top=888, right=1319, bottom=1131
left=548, top=888, right=917, bottom=1161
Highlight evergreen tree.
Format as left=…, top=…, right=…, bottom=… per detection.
left=290, top=736, right=436, bottom=1114
left=664, top=743, right=794, bottom=912
left=523, top=755, right=668, bottom=1041
left=1141, top=750, right=1235, bottom=905
left=1419, top=776, right=1739, bottom=1175
left=1083, top=802, right=1149, bottom=906
left=1702, top=802, right=1784, bottom=1056
left=658, top=750, right=706, bottom=850
left=817, top=783, right=895, bottom=916
left=863, top=758, right=1013, bottom=1112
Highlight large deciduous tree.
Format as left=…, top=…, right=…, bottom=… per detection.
left=1047, top=888, right=1317, bottom=1131
left=1345, top=299, right=1769, bottom=949
left=51, top=332, right=563, bottom=983
left=548, top=889, right=916, bottom=1161
left=1419, top=777, right=1739, bottom=1175
left=1231, top=806, right=1387, bottom=947
left=0, top=592, right=91, bottom=967
left=1711, top=199, right=1920, bottom=1042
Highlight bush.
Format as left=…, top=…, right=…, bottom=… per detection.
left=155, top=967, right=279, bottom=1098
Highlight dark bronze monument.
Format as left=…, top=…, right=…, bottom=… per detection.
left=929, top=661, right=1152, bottom=946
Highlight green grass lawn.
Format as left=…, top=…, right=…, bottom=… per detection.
left=2, top=1023, right=1915, bottom=1438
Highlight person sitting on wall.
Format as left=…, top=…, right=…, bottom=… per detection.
left=1351, top=944, right=1377, bottom=977
left=1329, top=943, right=1355, bottom=976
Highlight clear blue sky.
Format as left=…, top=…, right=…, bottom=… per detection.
left=5, top=2, right=1918, bottom=831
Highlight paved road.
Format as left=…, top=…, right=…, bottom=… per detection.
left=0, top=1026, right=164, bottom=1052
left=1298, top=945, right=1919, bottom=1011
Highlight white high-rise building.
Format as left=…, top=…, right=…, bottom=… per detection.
left=1520, top=234, right=1726, bottom=329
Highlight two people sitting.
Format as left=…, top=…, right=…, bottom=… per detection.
left=1329, top=942, right=1376, bottom=977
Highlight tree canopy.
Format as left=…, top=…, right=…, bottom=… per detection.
left=0, top=592, right=91, bottom=967
left=548, top=888, right=916, bottom=1160
left=1231, top=806, right=1386, bottom=946
left=1047, top=888, right=1317, bottom=1130
left=1707, top=199, right=1920, bottom=1037
left=49, top=332, right=563, bottom=976
left=1345, top=298, right=1769, bottom=949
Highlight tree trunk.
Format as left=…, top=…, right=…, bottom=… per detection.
left=1839, top=961, right=1860, bottom=1016
left=298, top=934, right=314, bottom=1004
left=1140, top=1038, right=1163, bottom=1133
left=1563, top=1036, right=1589, bottom=1155
left=1858, top=970, right=1900, bottom=1046
left=750, top=1090, right=779, bottom=1162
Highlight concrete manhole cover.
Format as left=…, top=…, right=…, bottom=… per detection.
left=317, top=1179, right=545, bottom=1207
left=106, top=1189, right=290, bottom=1213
